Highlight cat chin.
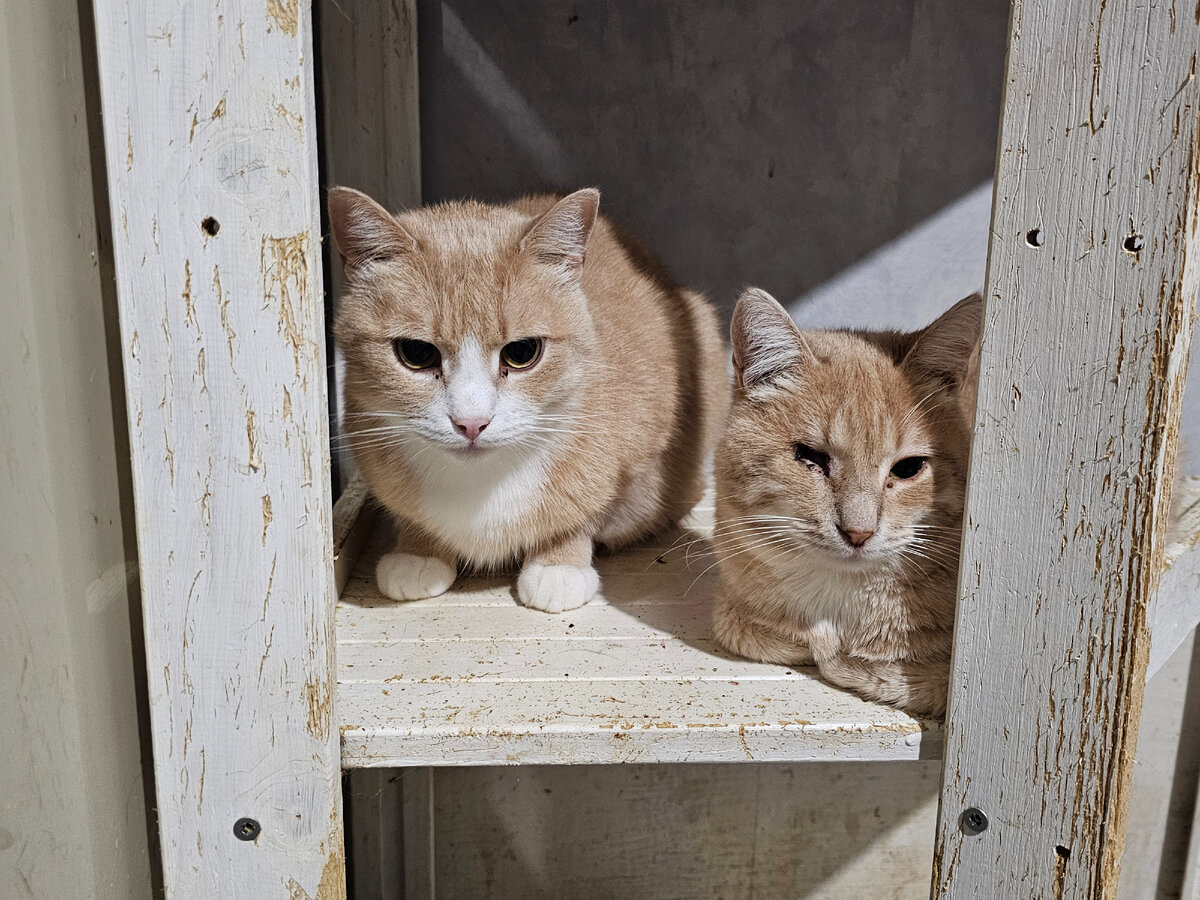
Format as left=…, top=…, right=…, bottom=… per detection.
left=787, top=544, right=899, bottom=574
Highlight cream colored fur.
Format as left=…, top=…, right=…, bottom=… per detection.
left=330, top=186, right=729, bottom=612
left=712, top=288, right=982, bottom=717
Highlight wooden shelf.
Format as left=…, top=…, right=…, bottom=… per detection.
left=334, top=485, right=942, bottom=768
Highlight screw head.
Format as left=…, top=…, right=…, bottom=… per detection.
left=960, top=807, right=989, bottom=836
left=233, top=817, right=261, bottom=841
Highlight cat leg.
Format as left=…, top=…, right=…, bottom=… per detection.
left=595, top=462, right=666, bottom=550
left=712, top=594, right=815, bottom=665
left=807, top=627, right=948, bottom=718
left=376, top=523, right=458, bottom=601
left=517, top=532, right=599, bottom=613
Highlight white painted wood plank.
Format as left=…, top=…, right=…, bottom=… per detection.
left=427, top=763, right=943, bottom=899
left=1151, top=477, right=1200, bottom=676
left=401, top=768, right=436, bottom=900
left=934, top=1, right=1200, bottom=896
left=335, top=493, right=939, bottom=767
left=339, top=636, right=807, bottom=683
left=340, top=679, right=938, bottom=767
left=338, top=599, right=712, bottom=644
left=343, top=769, right=403, bottom=900
left=316, top=0, right=420, bottom=488
left=91, top=1, right=344, bottom=896
left=0, top=1, right=152, bottom=893
left=317, top=0, right=420, bottom=211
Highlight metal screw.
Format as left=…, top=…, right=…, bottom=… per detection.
left=233, top=817, right=261, bottom=841
left=960, top=807, right=989, bottom=836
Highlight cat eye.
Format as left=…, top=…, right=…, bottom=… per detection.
left=794, top=443, right=830, bottom=474
left=500, top=338, right=543, bottom=371
left=890, top=456, right=927, bottom=480
left=394, top=338, right=441, bottom=371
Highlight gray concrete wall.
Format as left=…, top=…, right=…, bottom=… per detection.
left=0, top=1, right=154, bottom=897
left=417, top=0, right=1010, bottom=315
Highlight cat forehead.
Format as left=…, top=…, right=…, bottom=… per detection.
left=355, top=209, right=570, bottom=341
left=398, top=203, right=529, bottom=257
left=762, top=338, right=931, bottom=449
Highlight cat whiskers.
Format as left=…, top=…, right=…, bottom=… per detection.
left=897, top=387, right=948, bottom=432
left=896, top=527, right=961, bottom=574
left=679, top=524, right=809, bottom=594
left=654, top=514, right=813, bottom=571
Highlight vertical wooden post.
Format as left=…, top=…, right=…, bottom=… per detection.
left=934, top=0, right=1200, bottom=897
left=316, top=3, right=419, bottom=891
left=91, top=1, right=344, bottom=896
left=316, top=0, right=420, bottom=488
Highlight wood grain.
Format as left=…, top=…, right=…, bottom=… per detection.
left=934, top=0, right=1200, bottom=896
left=336, top=502, right=941, bottom=768
left=91, top=1, right=344, bottom=895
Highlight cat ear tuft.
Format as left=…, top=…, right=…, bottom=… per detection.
left=730, top=288, right=810, bottom=392
left=520, top=188, right=600, bottom=276
left=904, top=293, right=984, bottom=392
left=327, top=186, right=418, bottom=279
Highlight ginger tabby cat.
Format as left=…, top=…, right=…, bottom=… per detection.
left=330, top=187, right=729, bottom=613
left=712, top=287, right=982, bottom=717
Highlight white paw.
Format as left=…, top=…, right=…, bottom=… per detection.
left=376, top=552, right=457, bottom=601
left=517, top=564, right=600, bottom=613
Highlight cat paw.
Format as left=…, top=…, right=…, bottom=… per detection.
left=713, top=601, right=815, bottom=665
left=376, top=552, right=457, bottom=601
left=517, top=564, right=600, bottom=613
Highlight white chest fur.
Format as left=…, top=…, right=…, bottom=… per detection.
left=411, top=444, right=550, bottom=565
left=771, top=556, right=904, bottom=627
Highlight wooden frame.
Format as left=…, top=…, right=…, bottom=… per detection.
left=933, top=0, right=1200, bottom=895
left=91, top=0, right=1200, bottom=896
left=92, top=1, right=343, bottom=895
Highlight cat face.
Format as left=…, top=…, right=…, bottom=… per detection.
left=718, top=288, right=981, bottom=572
left=331, top=188, right=601, bottom=459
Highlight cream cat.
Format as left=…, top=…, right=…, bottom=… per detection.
left=330, top=187, right=729, bottom=613
left=712, top=287, right=982, bottom=717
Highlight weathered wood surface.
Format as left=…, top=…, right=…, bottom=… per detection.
left=317, top=0, right=420, bottom=489
left=402, top=767, right=436, bottom=900
left=933, top=0, right=1200, bottom=896
left=1152, top=477, right=1200, bottom=675
left=317, top=0, right=419, bottom=212
left=1, top=0, right=153, bottom=893
left=91, top=1, right=344, bottom=895
left=335, top=494, right=941, bottom=767
left=342, top=769, right=403, bottom=900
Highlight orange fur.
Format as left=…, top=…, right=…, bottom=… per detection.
left=329, top=186, right=729, bottom=612
left=712, top=288, right=982, bottom=717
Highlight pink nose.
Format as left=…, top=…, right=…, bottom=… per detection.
left=452, top=417, right=491, bottom=442
left=839, top=528, right=874, bottom=548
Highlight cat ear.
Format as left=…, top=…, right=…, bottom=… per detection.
left=520, top=188, right=600, bottom=277
left=903, top=292, right=984, bottom=392
left=730, top=287, right=811, bottom=392
left=327, top=186, right=418, bottom=279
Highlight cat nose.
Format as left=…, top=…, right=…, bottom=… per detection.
left=838, top=527, right=875, bottom=548
left=451, top=416, right=491, bottom=441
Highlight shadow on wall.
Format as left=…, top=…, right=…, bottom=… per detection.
left=418, top=0, right=1010, bottom=316
left=428, top=762, right=942, bottom=899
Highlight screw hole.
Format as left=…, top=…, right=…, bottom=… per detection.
left=1026, top=228, right=1044, bottom=247
left=960, top=807, right=989, bottom=836
left=201, top=217, right=220, bottom=237
left=233, top=817, right=261, bottom=841
left=1055, top=845, right=1071, bottom=860
left=1123, top=233, right=1144, bottom=253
